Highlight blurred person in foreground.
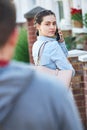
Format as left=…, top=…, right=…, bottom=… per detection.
left=0, top=0, right=83, bottom=130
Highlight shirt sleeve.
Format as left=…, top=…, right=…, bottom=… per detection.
left=50, top=41, right=74, bottom=71
left=59, top=41, right=68, bottom=57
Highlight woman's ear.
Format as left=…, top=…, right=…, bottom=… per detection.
left=35, top=23, right=40, bottom=36
left=36, top=23, right=40, bottom=30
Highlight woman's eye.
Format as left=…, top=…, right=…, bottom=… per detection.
left=53, top=22, right=56, bottom=25
left=45, top=23, right=49, bottom=26
left=44, top=22, right=56, bottom=26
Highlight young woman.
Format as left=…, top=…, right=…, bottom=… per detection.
left=32, top=10, right=75, bottom=77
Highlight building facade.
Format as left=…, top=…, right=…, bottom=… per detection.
left=14, top=0, right=87, bottom=31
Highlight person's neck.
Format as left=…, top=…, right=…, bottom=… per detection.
left=0, top=50, right=10, bottom=66
left=0, top=44, right=13, bottom=63
left=0, top=51, right=11, bottom=66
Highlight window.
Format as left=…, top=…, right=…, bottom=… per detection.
left=57, top=1, right=64, bottom=21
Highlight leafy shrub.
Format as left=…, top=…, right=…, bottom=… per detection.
left=65, top=36, right=76, bottom=50
left=13, top=27, right=30, bottom=63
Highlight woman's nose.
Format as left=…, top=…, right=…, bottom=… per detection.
left=50, top=24, right=55, bottom=29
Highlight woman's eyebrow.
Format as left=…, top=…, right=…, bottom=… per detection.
left=44, top=21, right=56, bottom=23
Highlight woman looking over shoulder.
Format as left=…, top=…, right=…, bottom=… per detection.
left=32, top=10, right=75, bottom=77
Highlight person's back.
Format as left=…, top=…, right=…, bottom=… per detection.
left=0, top=61, right=83, bottom=130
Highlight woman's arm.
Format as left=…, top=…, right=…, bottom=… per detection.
left=50, top=41, right=75, bottom=76
left=57, top=29, right=68, bottom=57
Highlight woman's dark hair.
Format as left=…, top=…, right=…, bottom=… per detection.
left=34, top=10, right=55, bottom=25
left=34, top=10, right=56, bottom=35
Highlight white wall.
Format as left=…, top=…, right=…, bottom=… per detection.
left=14, top=0, right=36, bottom=23
left=72, top=0, right=82, bottom=8
left=81, top=0, right=87, bottom=14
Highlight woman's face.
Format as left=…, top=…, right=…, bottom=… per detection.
left=37, top=15, right=57, bottom=37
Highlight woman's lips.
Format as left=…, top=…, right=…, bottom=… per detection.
left=49, top=31, right=55, bottom=34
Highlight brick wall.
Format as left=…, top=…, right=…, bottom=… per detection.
left=69, top=58, right=87, bottom=129
left=24, top=6, right=45, bottom=63
left=83, top=67, right=87, bottom=126
left=27, top=18, right=37, bottom=63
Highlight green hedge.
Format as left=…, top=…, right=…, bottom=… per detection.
left=13, top=27, right=30, bottom=63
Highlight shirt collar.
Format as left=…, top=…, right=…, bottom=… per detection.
left=0, top=60, right=9, bottom=67
left=37, top=36, right=56, bottom=41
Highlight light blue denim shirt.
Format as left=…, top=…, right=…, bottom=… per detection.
left=32, top=36, right=75, bottom=75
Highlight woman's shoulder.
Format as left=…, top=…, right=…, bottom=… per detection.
left=46, top=40, right=60, bottom=50
left=33, top=36, right=60, bottom=50
left=32, top=41, right=40, bottom=50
